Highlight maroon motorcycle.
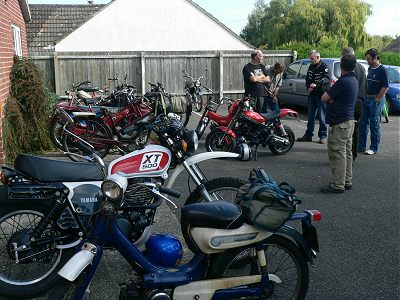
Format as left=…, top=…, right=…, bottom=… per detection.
left=203, top=97, right=298, bottom=159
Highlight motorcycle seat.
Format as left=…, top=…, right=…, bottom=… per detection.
left=260, top=109, right=281, bottom=121
left=181, top=201, right=244, bottom=229
left=79, top=86, right=99, bottom=93
left=14, top=154, right=104, bottom=182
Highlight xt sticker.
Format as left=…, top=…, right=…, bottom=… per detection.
left=139, top=152, right=163, bottom=171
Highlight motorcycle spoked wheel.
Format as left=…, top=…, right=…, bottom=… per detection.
left=0, top=206, right=73, bottom=299
left=205, top=130, right=237, bottom=152
left=268, top=126, right=295, bottom=155
left=62, top=117, right=113, bottom=162
left=207, top=235, right=309, bottom=300
left=49, top=112, right=65, bottom=150
left=181, top=177, right=246, bottom=253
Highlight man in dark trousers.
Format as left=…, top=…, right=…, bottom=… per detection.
left=297, top=50, right=330, bottom=144
left=242, top=49, right=270, bottom=112
left=341, top=47, right=366, bottom=162
left=358, top=48, right=389, bottom=155
left=320, top=55, right=358, bottom=193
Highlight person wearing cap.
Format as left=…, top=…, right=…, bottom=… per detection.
left=357, top=48, right=389, bottom=155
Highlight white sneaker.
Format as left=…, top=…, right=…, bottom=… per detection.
left=365, top=149, right=375, bottom=155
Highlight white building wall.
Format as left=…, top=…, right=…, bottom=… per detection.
left=55, top=0, right=251, bottom=52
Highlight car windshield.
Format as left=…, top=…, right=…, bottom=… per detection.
left=385, top=67, right=400, bottom=83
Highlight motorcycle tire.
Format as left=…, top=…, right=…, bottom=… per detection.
left=268, top=125, right=295, bottom=155
left=205, top=130, right=237, bottom=153
left=181, top=177, right=246, bottom=253
left=207, top=235, right=309, bottom=300
left=49, top=112, right=65, bottom=150
left=194, top=94, right=203, bottom=112
left=0, top=206, right=73, bottom=299
left=62, top=117, right=113, bottom=162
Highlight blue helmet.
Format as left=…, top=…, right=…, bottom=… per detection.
left=145, top=234, right=183, bottom=267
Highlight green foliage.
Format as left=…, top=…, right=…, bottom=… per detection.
left=379, top=52, right=400, bottom=66
left=3, top=56, right=53, bottom=163
left=241, top=0, right=372, bottom=49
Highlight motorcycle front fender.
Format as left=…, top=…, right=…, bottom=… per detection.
left=58, top=248, right=95, bottom=281
left=165, top=151, right=239, bottom=188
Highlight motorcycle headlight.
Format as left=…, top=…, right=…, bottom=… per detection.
left=185, top=130, right=198, bottom=153
left=101, top=173, right=128, bottom=201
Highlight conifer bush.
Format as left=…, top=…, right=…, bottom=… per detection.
left=3, top=56, right=53, bottom=163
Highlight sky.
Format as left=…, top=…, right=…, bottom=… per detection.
left=28, top=0, right=400, bottom=37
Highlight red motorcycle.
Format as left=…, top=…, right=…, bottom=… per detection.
left=201, top=97, right=298, bottom=159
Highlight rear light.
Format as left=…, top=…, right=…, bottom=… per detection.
left=329, top=79, right=336, bottom=86
left=306, top=210, right=322, bottom=221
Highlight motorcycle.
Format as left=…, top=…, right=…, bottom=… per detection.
left=183, top=68, right=209, bottom=113
left=203, top=97, right=298, bottom=159
left=49, top=80, right=134, bottom=149
left=49, top=168, right=321, bottom=300
left=59, top=84, right=157, bottom=161
left=0, top=113, right=244, bottom=299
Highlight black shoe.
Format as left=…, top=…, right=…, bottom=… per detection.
left=344, top=185, right=352, bottom=190
left=320, top=184, right=345, bottom=194
left=297, top=135, right=312, bottom=142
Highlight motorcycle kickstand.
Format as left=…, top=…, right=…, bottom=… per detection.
left=254, top=145, right=258, bottom=161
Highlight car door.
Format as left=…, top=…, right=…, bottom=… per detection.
left=279, top=61, right=302, bottom=105
left=294, top=60, right=311, bottom=106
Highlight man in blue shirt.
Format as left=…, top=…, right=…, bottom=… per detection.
left=320, top=55, right=358, bottom=193
left=357, top=48, right=389, bottom=155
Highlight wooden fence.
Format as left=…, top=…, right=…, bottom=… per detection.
left=30, top=50, right=297, bottom=99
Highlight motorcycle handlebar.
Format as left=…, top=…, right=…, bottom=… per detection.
left=159, top=186, right=181, bottom=198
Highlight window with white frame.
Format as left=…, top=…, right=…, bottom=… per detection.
left=11, top=24, right=22, bottom=57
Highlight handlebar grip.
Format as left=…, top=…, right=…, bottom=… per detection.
left=159, top=186, right=181, bottom=198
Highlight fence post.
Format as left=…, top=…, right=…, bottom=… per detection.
left=140, top=52, right=146, bottom=95
left=219, top=51, right=224, bottom=100
left=54, top=52, right=61, bottom=95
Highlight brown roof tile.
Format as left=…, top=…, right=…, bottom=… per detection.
left=27, top=4, right=106, bottom=55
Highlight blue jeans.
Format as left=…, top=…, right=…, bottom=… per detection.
left=261, top=96, right=279, bottom=113
left=358, top=96, right=385, bottom=153
left=305, top=94, right=327, bottom=139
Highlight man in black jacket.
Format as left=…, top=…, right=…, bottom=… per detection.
left=297, top=50, right=330, bottom=144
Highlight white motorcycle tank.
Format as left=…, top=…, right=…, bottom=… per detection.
left=190, top=224, right=273, bottom=254
left=108, top=145, right=171, bottom=179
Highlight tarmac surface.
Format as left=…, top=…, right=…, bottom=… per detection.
left=9, top=104, right=400, bottom=300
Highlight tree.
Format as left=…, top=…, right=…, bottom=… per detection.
left=240, top=0, right=371, bottom=50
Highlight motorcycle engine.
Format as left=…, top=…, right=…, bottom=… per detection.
left=118, top=179, right=161, bottom=242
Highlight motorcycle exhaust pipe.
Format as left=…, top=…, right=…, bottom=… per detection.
left=58, top=243, right=97, bottom=281
left=267, top=135, right=290, bottom=145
